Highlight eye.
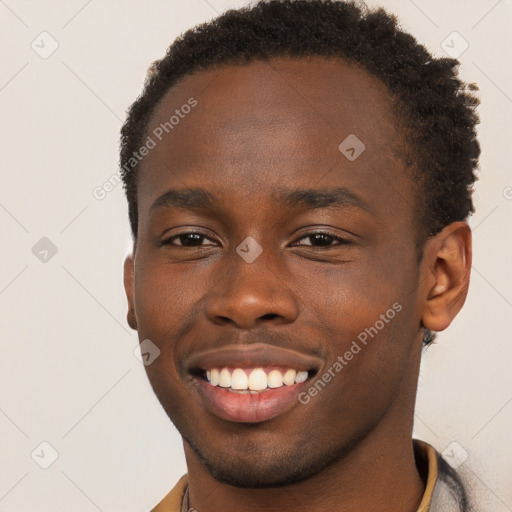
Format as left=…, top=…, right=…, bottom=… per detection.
left=293, top=231, right=352, bottom=247
left=160, top=230, right=351, bottom=248
left=161, top=231, right=217, bottom=247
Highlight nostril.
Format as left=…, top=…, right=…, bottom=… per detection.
left=260, top=313, right=279, bottom=320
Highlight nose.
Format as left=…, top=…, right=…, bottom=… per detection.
left=205, top=250, right=299, bottom=329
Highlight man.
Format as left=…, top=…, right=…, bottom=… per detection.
left=120, top=1, right=480, bottom=510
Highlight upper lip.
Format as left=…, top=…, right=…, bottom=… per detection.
left=185, top=343, right=323, bottom=373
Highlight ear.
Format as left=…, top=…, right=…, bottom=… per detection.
left=123, top=254, right=138, bottom=330
left=420, top=221, right=472, bottom=333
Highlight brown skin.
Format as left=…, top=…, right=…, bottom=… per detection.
left=123, top=57, right=471, bottom=511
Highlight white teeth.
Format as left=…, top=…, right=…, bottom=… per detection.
left=231, top=368, right=248, bottom=390
left=267, top=369, right=283, bottom=388
left=205, top=367, right=309, bottom=391
left=210, top=369, right=219, bottom=386
left=283, top=369, right=297, bottom=386
left=248, top=368, right=268, bottom=391
left=219, top=368, right=231, bottom=388
left=295, top=370, right=308, bottom=383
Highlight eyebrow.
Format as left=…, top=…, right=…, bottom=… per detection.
left=150, top=188, right=214, bottom=213
left=149, top=186, right=374, bottom=215
left=274, top=187, right=374, bottom=215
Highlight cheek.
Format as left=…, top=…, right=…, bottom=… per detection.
left=302, top=253, right=414, bottom=333
left=133, top=263, right=200, bottom=400
left=300, top=254, right=420, bottom=390
left=296, top=299, right=417, bottom=442
left=135, top=264, right=203, bottom=416
left=133, top=261, right=199, bottom=336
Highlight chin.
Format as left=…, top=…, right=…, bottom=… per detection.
left=183, top=431, right=345, bottom=489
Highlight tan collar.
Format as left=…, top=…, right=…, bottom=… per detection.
left=151, top=474, right=187, bottom=512
left=414, top=439, right=440, bottom=511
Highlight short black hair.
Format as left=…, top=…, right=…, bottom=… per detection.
left=120, top=0, right=480, bottom=241
left=119, top=0, right=480, bottom=344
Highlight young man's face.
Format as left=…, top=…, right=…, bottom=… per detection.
left=125, top=57, right=436, bottom=487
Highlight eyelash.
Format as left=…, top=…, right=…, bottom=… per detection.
left=161, top=230, right=352, bottom=248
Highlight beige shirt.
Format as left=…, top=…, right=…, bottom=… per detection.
left=151, top=439, right=445, bottom=512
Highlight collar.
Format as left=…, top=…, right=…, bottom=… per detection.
left=414, top=439, right=440, bottom=511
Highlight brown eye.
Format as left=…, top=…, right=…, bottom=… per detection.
left=294, top=232, right=352, bottom=247
left=162, top=232, right=215, bottom=247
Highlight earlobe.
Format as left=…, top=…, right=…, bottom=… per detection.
left=420, top=221, right=472, bottom=333
left=123, top=254, right=138, bottom=330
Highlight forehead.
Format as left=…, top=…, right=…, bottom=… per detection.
left=137, top=56, right=415, bottom=225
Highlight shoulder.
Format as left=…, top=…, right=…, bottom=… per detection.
left=430, top=454, right=474, bottom=512
left=414, top=439, right=477, bottom=512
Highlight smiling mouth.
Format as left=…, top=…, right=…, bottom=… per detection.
left=190, top=366, right=318, bottom=423
left=195, top=366, right=316, bottom=393
left=185, top=344, right=323, bottom=422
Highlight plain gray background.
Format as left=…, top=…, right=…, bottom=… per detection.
left=1, top=0, right=511, bottom=510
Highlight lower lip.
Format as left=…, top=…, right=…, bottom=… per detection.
left=196, top=378, right=307, bottom=423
